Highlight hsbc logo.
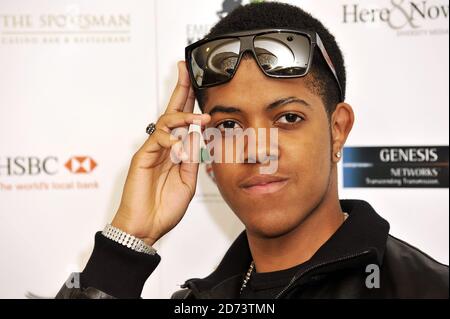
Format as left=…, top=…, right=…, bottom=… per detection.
left=0, top=155, right=98, bottom=176
left=64, top=156, right=97, bottom=174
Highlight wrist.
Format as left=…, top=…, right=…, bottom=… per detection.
left=111, top=216, right=158, bottom=246
left=107, top=219, right=156, bottom=252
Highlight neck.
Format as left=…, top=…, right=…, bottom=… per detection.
left=246, top=171, right=344, bottom=273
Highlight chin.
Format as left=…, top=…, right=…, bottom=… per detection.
left=243, top=209, right=305, bottom=239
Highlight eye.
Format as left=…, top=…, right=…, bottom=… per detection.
left=276, top=113, right=304, bottom=124
left=216, top=120, right=243, bottom=131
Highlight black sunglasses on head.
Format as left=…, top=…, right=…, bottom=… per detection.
left=185, top=28, right=343, bottom=102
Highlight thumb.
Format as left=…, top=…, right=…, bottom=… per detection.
left=179, top=130, right=202, bottom=189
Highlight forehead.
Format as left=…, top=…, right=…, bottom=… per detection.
left=202, top=58, right=322, bottom=113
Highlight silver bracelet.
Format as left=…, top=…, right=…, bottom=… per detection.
left=102, top=224, right=157, bottom=255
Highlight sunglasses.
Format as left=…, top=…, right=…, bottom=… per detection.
left=185, top=28, right=343, bottom=102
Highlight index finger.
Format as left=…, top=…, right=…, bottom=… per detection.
left=165, top=61, right=193, bottom=114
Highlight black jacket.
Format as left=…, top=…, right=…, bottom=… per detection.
left=56, top=200, right=449, bottom=299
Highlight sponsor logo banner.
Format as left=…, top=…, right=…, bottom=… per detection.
left=342, top=0, right=449, bottom=36
left=0, top=155, right=99, bottom=191
left=343, top=146, right=449, bottom=188
left=0, top=8, right=131, bottom=45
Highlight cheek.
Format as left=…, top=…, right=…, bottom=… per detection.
left=211, top=163, right=234, bottom=193
left=205, top=135, right=248, bottom=163
left=281, top=123, right=331, bottom=181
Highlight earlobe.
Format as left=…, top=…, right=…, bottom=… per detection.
left=332, top=150, right=342, bottom=163
left=331, top=102, right=355, bottom=163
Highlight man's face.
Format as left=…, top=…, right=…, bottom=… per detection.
left=203, top=57, right=334, bottom=238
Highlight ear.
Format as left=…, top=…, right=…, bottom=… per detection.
left=330, top=102, right=355, bottom=163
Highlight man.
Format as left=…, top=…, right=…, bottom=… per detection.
left=56, top=2, right=448, bottom=299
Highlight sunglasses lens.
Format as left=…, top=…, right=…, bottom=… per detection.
left=190, top=38, right=241, bottom=87
left=253, top=32, right=311, bottom=76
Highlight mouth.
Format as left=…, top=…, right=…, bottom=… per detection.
left=239, top=175, right=289, bottom=195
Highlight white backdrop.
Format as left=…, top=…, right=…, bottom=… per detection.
left=0, top=0, right=448, bottom=298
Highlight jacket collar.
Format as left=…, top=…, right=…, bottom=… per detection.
left=182, top=199, right=390, bottom=298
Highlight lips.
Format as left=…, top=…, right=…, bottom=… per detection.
left=239, top=174, right=289, bottom=195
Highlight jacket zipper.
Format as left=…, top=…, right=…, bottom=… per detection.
left=274, top=250, right=372, bottom=299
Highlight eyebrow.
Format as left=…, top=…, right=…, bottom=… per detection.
left=267, top=96, right=311, bottom=110
left=207, top=96, right=311, bottom=116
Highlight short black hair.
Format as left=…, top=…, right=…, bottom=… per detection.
left=194, top=2, right=346, bottom=118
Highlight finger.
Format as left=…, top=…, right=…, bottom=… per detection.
left=165, top=61, right=192, bottom=114
left=157, top=112, right=210, bottom=132
left=170, top=140, right=187, bottom=164
left=178, top=131, right=201, bottom=164
left=171, top=130, right=201, bottom=165
left=179, top=131, right=202, bottom=188
left=182, top=85, right=196, bottom=113
left=139, top=129, right=180, bottom=154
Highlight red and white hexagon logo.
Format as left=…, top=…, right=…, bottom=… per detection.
left=64, top=156, right=97, bottom=174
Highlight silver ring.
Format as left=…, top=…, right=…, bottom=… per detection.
left=146, top=122, right=156, bottom=136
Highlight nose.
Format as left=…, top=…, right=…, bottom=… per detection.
left=241, top=126, right=279, bottom=164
